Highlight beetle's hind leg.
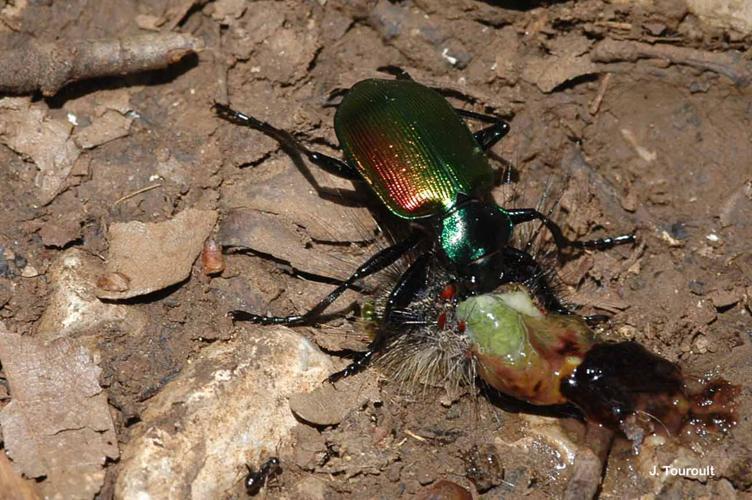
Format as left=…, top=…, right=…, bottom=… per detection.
left=213, top=102, right=360, bottom=181
left=507, top=208, right=636, bottom=252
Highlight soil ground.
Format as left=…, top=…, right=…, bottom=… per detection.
left=0, top=0, right=751, bottom=498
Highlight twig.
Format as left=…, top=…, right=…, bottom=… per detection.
left=588, top=73, right=611, bottom=115
left=403, top=429, right=427, bottom=442
left=0, top=33, right=203, bottom=96
left=592, top=39, right=752, bottom=87
left=113, top=183, right=163, bottom=207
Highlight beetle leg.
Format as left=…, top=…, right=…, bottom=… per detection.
left=230, top=234, right=422, bottom=326
left=375, top=68, right=511, bottom=151
left=583, top=314, right=611, bottom=325
left=377, top=65, right=414, bottom=80
left=506, top=208, right=636, bottom=251
left=473, top=122, right=510, bottom=151
left=502, top=246, right=572, bottom=315
left=454, top=108, right=511, bottom=151
left=383, top=253, right=431, bottom=322
left=213, top=102, right=360, bottom=180
left=327, top=254, right=431, bottom=383
left=327, top=349, right=376, bottom=383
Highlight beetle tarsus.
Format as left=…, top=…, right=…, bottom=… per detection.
left=507, top=208, right=636, bottom=252
left=377, top=65, right=414, bottom=80
left=327, top=350, right=375, bottom=383
left=213, top=102, right=263, bottom=129
left=214, top=102, right=360, bottom=180
left=229, top=310, right=306, bottom=326
left=454, top=108, right=511, bottom=151
left=569, top=233, right=636, bottom=251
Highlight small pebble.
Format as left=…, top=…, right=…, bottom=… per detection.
left=201, top=239, right=225, bottom=275
left=694, top=334, right=709, bottom=354
left=416, top=480, right=472, bottom=500
left=21, top=265, right=39, bottom=278
left=688, top=280, right=705, bottom=295
left=0, top=259, right=10, bottom=278
left=13, top=254, right=27, bottom=269
left=708, top=289, right=739, bottom=309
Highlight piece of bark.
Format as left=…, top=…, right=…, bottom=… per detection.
left=221, top=158, right=376, bottom=243
left=0, top=331, right=118, bottom=499
left=96, top=208, right=218, bottom=300
left=521, top=34, right=598, bottom=93
left=73, top=110, right=133, bottom=149
left=0, top=33, right=203, bottom=97
left=592, top=39, right=752, bottom=87
left=219, top=208, right=362, bottom=281
left=289, top=375, right=379, bottom=426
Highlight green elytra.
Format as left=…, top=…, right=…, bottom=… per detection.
left=334, top=79, right=493, bottom=218
left=333, top=78, right=513, bottom=265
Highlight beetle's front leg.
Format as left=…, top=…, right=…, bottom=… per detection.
left=507, top=208, right=635, bottom=251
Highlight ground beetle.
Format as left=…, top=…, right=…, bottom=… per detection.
left=215, top=67, right=634, bottom=380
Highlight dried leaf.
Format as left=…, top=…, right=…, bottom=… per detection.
left=0, top=98, right=81, bottom=205
left=0, top=331, right=118, bottom=499
left=96, top=208, right=218, bottom=299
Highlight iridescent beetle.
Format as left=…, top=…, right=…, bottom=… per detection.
left=214, top=68, right=634, bottom=380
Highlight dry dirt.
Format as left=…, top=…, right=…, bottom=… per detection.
left=0, top=0, right=751, bottom=498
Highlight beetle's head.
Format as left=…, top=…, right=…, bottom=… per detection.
left=437, top=198, right=513, bottom=293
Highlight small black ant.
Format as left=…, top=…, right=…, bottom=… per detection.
left=318, top=442, right=339, bottom=467
left=244, top=457, right=281, bottom=496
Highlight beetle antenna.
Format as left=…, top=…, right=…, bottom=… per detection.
left=526, top=174, right=562, bottom=254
